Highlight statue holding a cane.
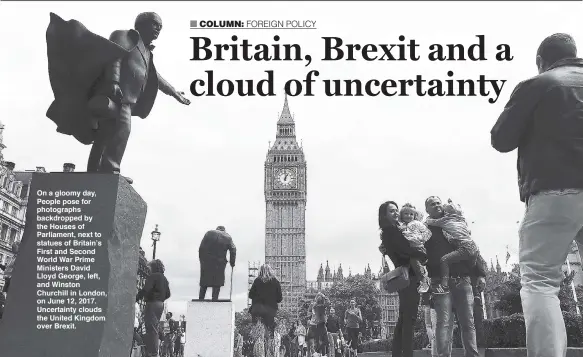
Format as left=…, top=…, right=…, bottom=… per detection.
left=198, top=226, right=236, bottom=301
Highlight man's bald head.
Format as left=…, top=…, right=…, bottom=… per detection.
left=134, top=12, right=163, bottom=45
left=425, top=196, right=444, bottom=218
left=135, top=12, right=162, bottom=29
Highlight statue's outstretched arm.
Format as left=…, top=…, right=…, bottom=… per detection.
left=157, top=72, right=176, bottom=96
left=157, top=72, right=191, bottom=105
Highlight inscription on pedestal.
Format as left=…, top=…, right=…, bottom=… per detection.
left=0, top=173, right=147, bottom=357
left=34, top=187, right=108, bottom=331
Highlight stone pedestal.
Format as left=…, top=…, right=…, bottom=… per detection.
left=0, top=173, right=147, bottom=357
left=185, top=300, right=235, bottom=357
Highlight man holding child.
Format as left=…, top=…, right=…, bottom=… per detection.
left=423, top=196, right=486, bottom=357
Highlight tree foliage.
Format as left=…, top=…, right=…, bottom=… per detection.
left=559, top=270, right=578, bottom=313
left=493, top=264, right=579, bottom=315
left=235, top=308, right=254, bottom=340
left=492, top=265, right=522, bottom=315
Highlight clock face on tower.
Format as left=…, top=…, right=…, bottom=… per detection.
left=274, top=168, right=297, bottom=189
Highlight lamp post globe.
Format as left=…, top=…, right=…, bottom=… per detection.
left=151, top=224, right=161, bottom=260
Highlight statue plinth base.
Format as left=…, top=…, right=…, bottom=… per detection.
left=0, top=173, right=147, bottom=357
left=185, top=300, right=235, bottom=357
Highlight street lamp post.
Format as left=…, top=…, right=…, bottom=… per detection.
left=151, top=224, right=161, bottom=260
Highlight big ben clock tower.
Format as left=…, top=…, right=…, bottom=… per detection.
left=264, top=95, right=307, bottom=316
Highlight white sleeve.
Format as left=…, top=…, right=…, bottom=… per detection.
left=411, top=221, right=432, bottom=241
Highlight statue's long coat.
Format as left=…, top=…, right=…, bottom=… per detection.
left=45, top=13, right=158, bottom=145
left=199, top=230, right=236, bottom=287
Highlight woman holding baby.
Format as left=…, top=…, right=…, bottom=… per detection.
left=378, top=201, right=428, bottom=357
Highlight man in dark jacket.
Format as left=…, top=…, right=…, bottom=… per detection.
left=491, top=33, right=583, bottom=357
left=198, top=226, right=237, bottom=301
left=424, top=196, right=484, bottom=357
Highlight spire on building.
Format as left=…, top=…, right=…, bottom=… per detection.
left=277, top=93, right=294, bottom=124
left=496, top=255, right=502, bottom=273
left=365, top=264, right=372, bottom=279
left=490, top=258, right=495, bottom=272
left=348, top=267, right=352, bottom=277
left=269, top=95, right=300, bottom=152
left=325, top=260, right=331, bottom=281
left=337, top=264, right=344, bottom=280
left=317, top=264, right=324, bottom=282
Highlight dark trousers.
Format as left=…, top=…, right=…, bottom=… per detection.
left=174, top=337, right=181, bottom=355
left=144, top=301, right=165, bottom=357
left=392, top=281, right=420, bottom=357
left=313, top=322, right=327, bottom=354
left=199, top=286, right=220, bottom=301
left=346, top=327, right=360, bottom=350
left=133, top=329, right=144, bottom=346
left=288, top=340, right=298, bottom=357
left=87, top=103, right=131, bottom=173
left=473, top=291, right=485, bottom=348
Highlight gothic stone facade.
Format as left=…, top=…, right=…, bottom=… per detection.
left=264, top=96, right=307, bottom=317
left=0, top=163, right=27, bottom=290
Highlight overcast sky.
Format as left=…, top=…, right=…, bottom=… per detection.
left=0, top=1, right=582, bottom=316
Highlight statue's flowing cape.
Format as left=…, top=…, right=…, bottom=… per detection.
left=45, top=13, right=138, bottom=144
